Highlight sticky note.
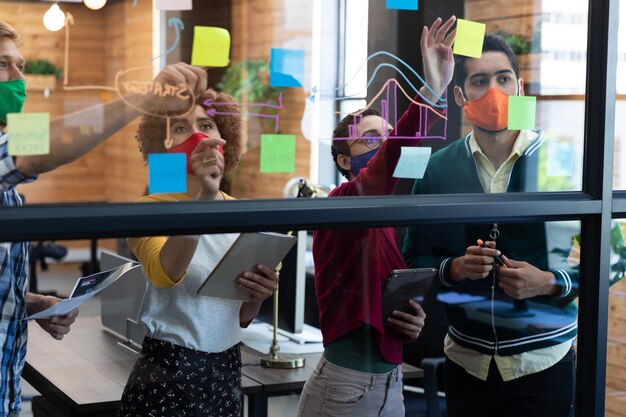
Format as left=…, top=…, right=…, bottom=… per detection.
left=148, top=153, right=187, bottom=194
left=547, top=142, right=574, bottom=177
left=64, top=99, right=104, bottom=134
left=386, top=0, right=418, bottom=10
left=453, top=19, right=486, bottom=58
left=260, top=134, right=296, bottom=173
left=156, top=0, right=192, bottom=10
left=392, top=147, right=431, bottom=179
left=191, top=26, right=231, bottom=67
left=508, top=96, right=536, bottom=130
left=270, top=48, right=305, bottom=88
left=7, top=113, right=50, bottom=156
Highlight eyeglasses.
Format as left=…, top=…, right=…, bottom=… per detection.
left=349, top=134, right=384, bottom=150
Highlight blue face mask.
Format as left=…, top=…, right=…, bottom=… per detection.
left=350, top=147, right=379, bottom=177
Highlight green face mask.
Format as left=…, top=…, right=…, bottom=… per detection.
left=0, top=79, right=27, bottom=124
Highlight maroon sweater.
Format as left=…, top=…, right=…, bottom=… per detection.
left=313, top=97, right=442, bottom=363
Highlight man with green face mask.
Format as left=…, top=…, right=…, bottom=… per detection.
left=0, top=20, right=210, bottom=417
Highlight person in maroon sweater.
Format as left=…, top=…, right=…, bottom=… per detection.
left=297, top=16, right=456, bottom=417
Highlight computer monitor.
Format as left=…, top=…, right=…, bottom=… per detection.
left=257, top=230, right=307, bottom=334
left=100, top=250, right=147, bottom=345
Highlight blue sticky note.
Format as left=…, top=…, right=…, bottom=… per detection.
left=547, top=142, right=574, bottom=177
left=270, top=48, right=305, bottom=88
left=148, top=153, right=187, bottom=194
left=386, top=0, right=418, bottom=10
left=393, top=147, right=431, bottom=179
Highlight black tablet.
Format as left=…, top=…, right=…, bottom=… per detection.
left=381, top=268, right=437, bottom=323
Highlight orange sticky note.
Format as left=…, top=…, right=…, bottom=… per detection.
left=191, top=26, right=231, bottom=67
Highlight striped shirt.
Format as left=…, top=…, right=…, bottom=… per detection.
left=0, top=132, right=36, bottom=415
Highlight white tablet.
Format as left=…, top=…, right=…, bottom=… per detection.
left=197, top=232, right=297, bottom=300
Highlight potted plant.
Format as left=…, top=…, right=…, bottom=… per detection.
left=23, top=59, right=62, bottom=91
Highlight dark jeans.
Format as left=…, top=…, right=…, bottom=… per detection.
left=445, top=348, right=575, bottom=417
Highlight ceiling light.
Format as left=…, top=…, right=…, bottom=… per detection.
left=43, top=3, right=66, bottom=32
left=83, top=0, right=107, bottom=10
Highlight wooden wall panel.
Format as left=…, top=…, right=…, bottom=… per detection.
left=229, top=0, right=312, bottom=199
left=3, top=0, right=150, bottom=205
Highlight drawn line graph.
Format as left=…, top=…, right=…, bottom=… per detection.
left=311, top=51, right=448, bottom=109
left=316, top=79, right=448, bottom=141
left=203, top=93, right=284, bottom=133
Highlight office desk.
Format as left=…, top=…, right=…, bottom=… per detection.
left=24, top=317, right=422, bottom=417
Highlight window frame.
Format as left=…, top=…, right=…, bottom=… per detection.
left=0, top=0, right=619, bottom=415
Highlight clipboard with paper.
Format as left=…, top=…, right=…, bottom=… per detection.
left=381, top=268, right=437, bottom=324
left=197, top=232, right=297, bottom=301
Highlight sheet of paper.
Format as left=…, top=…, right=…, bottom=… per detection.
left=270, top=48, right=305, bottom=88
left=453, top=19, right=486, bottom=58
left=508, top=96, right=537, bottom=130
left=26, top=263, right=138, bottom=320
left=155, top=0, right=192, bottom=10
left=260, top=134, right=296, bottom=173
left=386, top=0, right=418, bottom=10
left=241, top=323, right=324, bottom=354
left=148, top=153, right=187, bottom=194
left=7, top=113, right=50, bottom=156
left=393, top=147, right=431, bottom=179
left=191, top=26, right=230, bottom=67
left=27, top=293, right=94, bottom=320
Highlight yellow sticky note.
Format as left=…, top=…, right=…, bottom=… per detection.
left=191, top=26, right=231, bottom=67
left=453, top=19, right=486, bottom=58
left=7, top=113, right=50, bottom=156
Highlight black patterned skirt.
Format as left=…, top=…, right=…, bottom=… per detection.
left=118, top=337, right=242, bottom=417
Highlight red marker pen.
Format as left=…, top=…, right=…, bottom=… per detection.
left=477, top=239, right=507, bottom=268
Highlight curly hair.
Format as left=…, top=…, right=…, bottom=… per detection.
left=331, top=107, right=382, bottom=179
left=135, top=89, right=243, bottom=175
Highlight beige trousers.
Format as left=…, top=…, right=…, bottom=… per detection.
left=297, top=357, right=405, bottom=417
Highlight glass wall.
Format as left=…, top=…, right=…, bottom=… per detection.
left=0, top=0, right=620, bottom=415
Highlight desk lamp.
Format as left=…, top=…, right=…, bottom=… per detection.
left=260, top=179, right=330, bottom=369
left=259, top=256, right=305, bottom=369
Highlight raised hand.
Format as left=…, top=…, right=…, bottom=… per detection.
left=189, top=137, right=226, bottom=200
left=421, top=16, right=456, bottom=103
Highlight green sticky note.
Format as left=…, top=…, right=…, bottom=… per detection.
left=260, top=134, right=296, bottom=173
left=453, top=19, right=486, bottom=58
left=393, top=147, right=431, bottom=179
left=508, top=96, right=536, bottom=130
left=191, top=26, right=231, bottom=67
left=7, top=113, right=50, bottom=156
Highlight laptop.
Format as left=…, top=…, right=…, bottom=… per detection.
left=100, top=250, right=147, bottom=344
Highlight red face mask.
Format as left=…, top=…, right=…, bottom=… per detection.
left=462, top=87, right=510, bottom=132
left=167, top=132, right=224, bottom=174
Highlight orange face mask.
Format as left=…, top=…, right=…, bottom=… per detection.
left=462, top=87, right=510, bottom=132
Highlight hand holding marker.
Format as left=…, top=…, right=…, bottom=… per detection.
left=476, top=239, right=507, bottom=268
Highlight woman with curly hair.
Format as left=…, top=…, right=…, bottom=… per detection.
left=118, top=89, right=279, bottom=417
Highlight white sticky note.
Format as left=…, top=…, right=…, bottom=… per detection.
left=7, top=113, right=50, bottom=156
left=393, top=147, right=431, bottom=179
left=64, top=99, right=104, bottom=134
left=547, top=142, right=574, bottom=177
left=155, top=0, right=192, bottom=10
